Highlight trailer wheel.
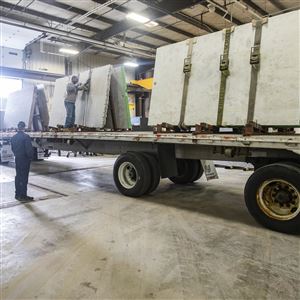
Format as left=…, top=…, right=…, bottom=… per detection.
left=113, top=152, right=151, bottom=197
left=141, top=153, right=161, bottom=194
left=244, top=163, right=300, bottom=234
left=169, top=159, right=202, bottom=184
left=190, top=160, right=204, bottom=182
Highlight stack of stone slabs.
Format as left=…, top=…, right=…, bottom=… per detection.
left=49, top=65, right=113, bottom=128
left=253, top=11, right=299, bottom=126
left=108, top=66, right=132, bottom=129
left=33, top=85, right=50, bottom=131
left=49, top=76, right=70, bottom=127
left=148, top=40, right=188, bottom=126
left=149, top=10, right=300, bottom=127
left=83, top=65, right=112, bottom=128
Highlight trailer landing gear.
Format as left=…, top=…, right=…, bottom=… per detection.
left=244, top=162, right=300, bottom=234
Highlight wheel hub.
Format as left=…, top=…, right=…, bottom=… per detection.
left=118, top=162, right=138, bottom=189
left=275, top=190, right=291, bottom=205
left=257, top=179, right=300, bottom=221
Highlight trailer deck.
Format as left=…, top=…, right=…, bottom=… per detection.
left=2, top=131, right=300, bottom=153
left=1, top=130, right=300, bottom=234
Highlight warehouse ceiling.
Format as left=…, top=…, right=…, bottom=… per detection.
left=0, top=0, right=299, bottom=59
left=0, top=22, right=39, bottom=48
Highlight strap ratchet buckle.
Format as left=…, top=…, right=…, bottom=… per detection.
left=250, top=45, right=260, bottom=65
left=183, top=57, right=192, bottom=74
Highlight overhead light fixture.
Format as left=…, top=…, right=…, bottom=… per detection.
left=145, top=21, right=159, bottom=28
left=126, top=12, right=150, bottom=24
left=59, top=48, right=79, bottom=55
left=124, top=62, right=139, bottom=68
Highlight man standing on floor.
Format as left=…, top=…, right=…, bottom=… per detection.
left=64, top=75, right=85, bottom=128
left=11, top=121, right=34, bottom=202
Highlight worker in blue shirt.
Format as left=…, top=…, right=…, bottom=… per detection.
left=64, top=76, right=82, bottom=128
left=64, top=75, right=90, bottom=128
left=11, top=121, right=34, bottom=202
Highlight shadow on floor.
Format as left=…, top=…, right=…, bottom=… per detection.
left=6, top=159, right=260, bottom=230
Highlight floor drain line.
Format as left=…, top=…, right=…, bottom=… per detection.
left=28, top=183, right=68, bottom=196
left=31, top=165, right=113, bottom=176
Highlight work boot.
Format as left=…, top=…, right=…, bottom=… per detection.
left=15, top=196, right=34, bottom=202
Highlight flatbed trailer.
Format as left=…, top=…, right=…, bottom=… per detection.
left=1, top=131, right=300, bottom=234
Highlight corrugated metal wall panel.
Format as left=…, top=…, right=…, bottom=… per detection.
left=2, top=42, right=136, bottom=93
left=71, top=52, right=119, bottom=74
left=25, top=43, right=65, bottom=74
left=24, top=42, right=123, bottom=75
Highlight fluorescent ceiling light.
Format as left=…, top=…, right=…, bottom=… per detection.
left=127, top=12, right=150, bottom=24
left=59, top=48, right=79, bottom=55
left=145, top=21, right=159, bottom=27
left=124, top=62, right=139, bottom=68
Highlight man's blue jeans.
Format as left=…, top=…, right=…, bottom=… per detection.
left=64, top=101, right=75, bottom=128
left=15, top=157, right=31, bottom=197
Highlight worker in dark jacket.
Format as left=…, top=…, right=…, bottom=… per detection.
left=11, top=121, right=34, bottom=202
left=64, top=75, right=83, bottom=128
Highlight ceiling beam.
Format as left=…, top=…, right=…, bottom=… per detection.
left=240, top=0, right=268, bottom=16
left=90, top=0, right=206, bottom=41
left=39, top=0, right=177, bottom=44
left=138, top=0, right=218, bottom=32
left=169, top=11, right=217, bottom=32
left=202, top=1, right=243, bottom=25
left=0, top=1, right=157, bottom=50
left=92, top=0, right=195, bottom=38
left=130, top=28, right=174, bottom=44
left=269, top=0, right=285, bottom=11
left=47, top=36, right=136, bottom=58
left=39, top=0, right=115, bottom=25
left=0, top=66, right=63, bottom=80
left=0, top=0, right=101, bottom=32
left=1, top=16, right=155, bottom=59
left=138, top=0, right=220, bottom=32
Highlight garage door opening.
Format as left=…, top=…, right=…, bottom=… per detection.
left=0, top=77, right=22, bottom=99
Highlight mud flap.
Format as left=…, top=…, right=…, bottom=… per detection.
left=201, top=160, right=219, bottom=180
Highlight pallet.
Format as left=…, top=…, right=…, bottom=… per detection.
left=49, top=125, right=132, bottom=133
left=193, top=123, right=217, bottom=135
left=152, top=121, right=298, bottom=136
left=153, top=123, right=180, bottom=134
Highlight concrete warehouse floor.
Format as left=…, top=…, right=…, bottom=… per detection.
left=1, top=154, right=299, bottom=300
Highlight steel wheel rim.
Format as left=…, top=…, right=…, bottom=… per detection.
left=257, top=179, right=300, bottom=221
left=118, top=162, right=138, bottom=189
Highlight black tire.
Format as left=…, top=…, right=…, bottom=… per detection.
left=244, top=163, right=300, bottom=234
left=113, top=152, right=151, bottom=197
left=141, top=153, right=161, bottom=194
left=190, top=160, right=204, bottom=182
left=169, top=159, right=201, bottom=184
